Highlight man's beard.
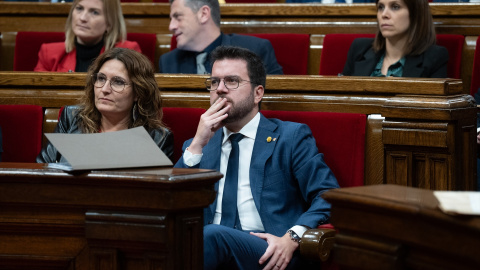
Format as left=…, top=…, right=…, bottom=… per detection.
left=217, top=90, right=256, bottom=124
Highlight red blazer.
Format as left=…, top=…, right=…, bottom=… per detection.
left=34, top=40, right=141, bottom=72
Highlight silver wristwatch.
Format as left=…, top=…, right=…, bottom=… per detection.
left=287, top=229, right=301, bottom=243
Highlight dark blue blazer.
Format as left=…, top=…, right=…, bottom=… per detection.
left=342, top=38, right=449, bottom=78
left=159, top=33, right=283, bottom=75
left=174, top=114, right=339, bottom=236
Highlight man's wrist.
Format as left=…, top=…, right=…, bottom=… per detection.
left=287, top=229, right=302, bottom=243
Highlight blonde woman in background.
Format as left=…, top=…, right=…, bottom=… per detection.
left=35, top=0, right=141, bottom=72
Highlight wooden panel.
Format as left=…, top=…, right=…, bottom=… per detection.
left=1, top=3, right=479, bottom=92
left=324, top=185, right=480, bottom=270
left=0, top=164, right=221, bottom=270
left=0, top=73, right=475, bottom=190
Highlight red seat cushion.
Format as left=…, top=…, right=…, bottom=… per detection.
left=126, top=33, right=157, bottom=65
left=14, top=31, right=65, bottom=71
left=0, top=105, right=44, bottom=162
left=170, top=33, right=310, bottom=75
left=162, top=107, right=206, bottom=163
left=319, top=33, right=375, bottom=76
left=436, top=34, right=464, bottom=79
left=471, top=36, right=480, bottom=96
left=261, top=110, right=366, bottom=188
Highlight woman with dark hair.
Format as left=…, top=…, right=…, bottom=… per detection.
left=342, top=0, right=448, bottom=78
left=34, top=0, right=141, bottom=72
left=37, top=48, right=174, bottom=163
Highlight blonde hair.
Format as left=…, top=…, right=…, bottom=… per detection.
left=65, top=0, right=127, bottom=53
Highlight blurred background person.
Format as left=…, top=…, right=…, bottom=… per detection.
left=34, top=0, right=141, bottom=72
left=37, top=48, right=174, bottom=163
left=160, top=0, right=283, bottom=75
left=342, top=0, right=448, bottom=78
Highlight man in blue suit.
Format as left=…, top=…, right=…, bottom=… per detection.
left=174, top=46, right=339, bottom=270
left=159, top=0, right=283, bottom=75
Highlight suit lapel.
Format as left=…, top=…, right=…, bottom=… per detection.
left=202, top=130, right=224, bottom=217
left=354, top=48, right=379, bottom=76
left=249, top=114, right=279, bottom=212
left=403, top=54, right=424, bottom=77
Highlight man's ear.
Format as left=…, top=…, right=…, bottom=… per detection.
left=254, top=85, right=264, bottom=105
left=197, top=5, right=210, bottom=24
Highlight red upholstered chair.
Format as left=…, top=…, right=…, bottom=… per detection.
left=126, top=33, right=157, bottom=65
left=320, top=33, right=464, bottom=79
left=319, top=33, right=375, bottom=76
left=261, top=110, right=366, bottom=189
left=0, top=105, right=44, bottom=163
left=14, top=31, right=64, bottom=71
left=14, top=31, right=157, bottom=71
left=470, top=36, right=480, bottom=97
left=436, top=34, right=464, bottom=79
left=170, top=33, right=310, bottom=75
left=261, top=110, right=366, bottom=266
left=162, top=107, right=206, bottom=163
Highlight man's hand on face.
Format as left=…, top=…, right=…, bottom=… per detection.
left=188, top=97, right=231, bottom=154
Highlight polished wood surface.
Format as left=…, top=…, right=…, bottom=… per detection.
left=0, top=72, right=476, bottom=191
left=0, top=162, right=222, bottom=270
left=0, top=3, right=478, bottom=92
left=323, top=184, right=480, bottom=270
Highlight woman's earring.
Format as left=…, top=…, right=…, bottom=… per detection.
left=132, top=102, right=138, bottom=122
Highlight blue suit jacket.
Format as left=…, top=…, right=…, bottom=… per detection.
left=342, top=38, right=449, bottom=78
left=159, top=33, right=283, bottom=75
left=174, top=114, right=339, bottom=237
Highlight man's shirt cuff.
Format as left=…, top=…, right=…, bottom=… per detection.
left=183, top=147, right=203, bottom=167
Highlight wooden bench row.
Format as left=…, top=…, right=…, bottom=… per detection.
left=1, top=3, right=480, bottom=93
left=0, top=72, right=476, bottom=191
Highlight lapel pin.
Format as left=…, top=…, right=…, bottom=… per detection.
left=267, top=136, right=272, bottom=142
left=273, top=138, right=276, bottom=141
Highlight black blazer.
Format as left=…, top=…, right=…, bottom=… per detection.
left=342, top=38, right=449, bottom=78
left=159, top=33, right=283, bottom=75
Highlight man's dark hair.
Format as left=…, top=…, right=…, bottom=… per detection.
left=210, top=46, right=267, bottom=89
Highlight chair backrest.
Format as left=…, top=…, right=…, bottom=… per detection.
left=14, top=31, right=64, bottom=71
left=170, top=33, right=310, bottom=75
left=320, top=33, right=464, bottom=79
left=261, top=110, right=366, bottom=188
left=0, top=105, right=44, bottom=162
left=14, top=31, right=157, bottom=71
left=319, top=33, right=375, bottom=76
left=470, top=36, right=480, bottom=96
left=436, top=34, right=464, bottom=79
left=126, top=33, right=157, bottom=65
left=162, top=107, right=206, bottom=163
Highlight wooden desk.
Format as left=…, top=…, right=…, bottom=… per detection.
left=0, top=162, right=222, bottom=270
left=0, top=72, right=476, bottom=191
left=323, top=184, right=480, bottom=270
left=0, top=3, right=478, bottom=90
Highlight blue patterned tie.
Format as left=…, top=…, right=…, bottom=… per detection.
left=220, top=133, right=244, bottom=228
left=335, top=0, right=346, bottom=3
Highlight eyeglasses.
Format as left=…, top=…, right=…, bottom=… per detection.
left=205, top=76, right=254, bottom=91
left=92, top=73, right=130, bottom=93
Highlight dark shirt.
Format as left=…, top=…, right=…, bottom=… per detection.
left=75, top=39, right=103, bottom=72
